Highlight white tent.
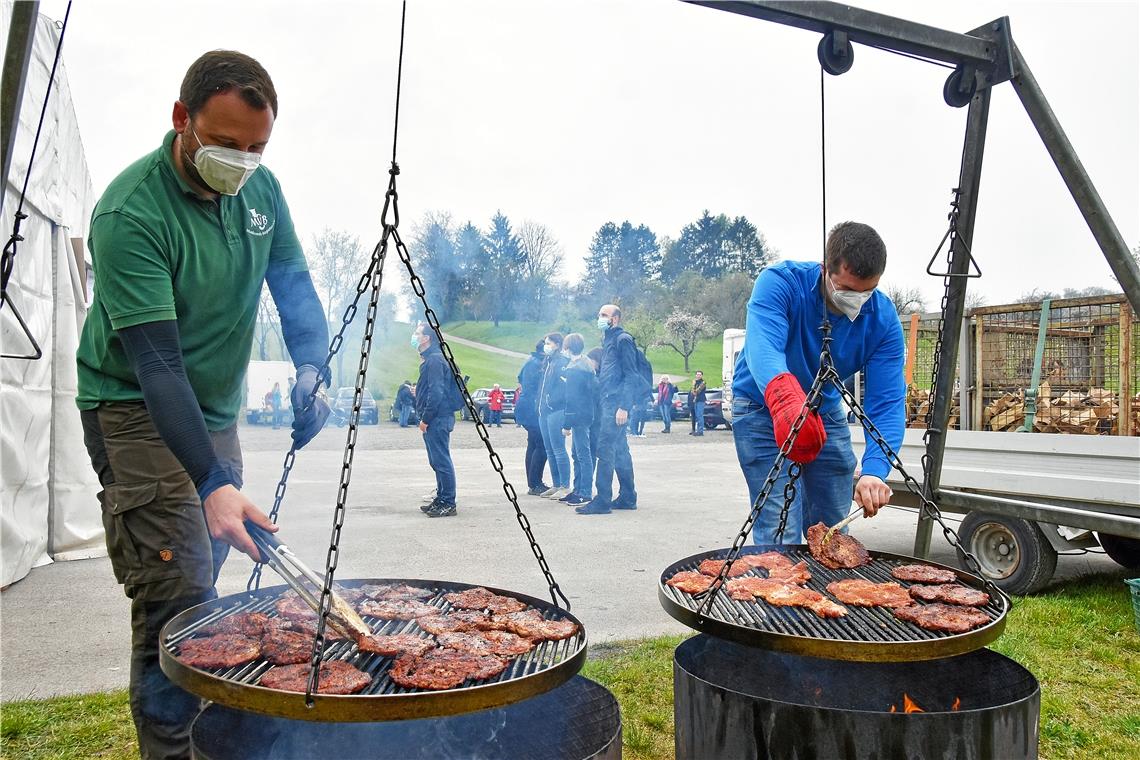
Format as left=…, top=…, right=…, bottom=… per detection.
left=1, top=1, right=102, bottom=587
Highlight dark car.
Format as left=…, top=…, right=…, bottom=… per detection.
left=387, top=401, right=419, bottom=425
left=462, top=387, right=516, bottom=422
left=644, top=390, right=688, bottom=422
left=332, top=387, right=379, bottom=425
left=703, top=388, right=729, bottom=430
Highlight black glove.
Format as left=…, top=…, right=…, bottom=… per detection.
left=290, top=364, right=330, bottom=449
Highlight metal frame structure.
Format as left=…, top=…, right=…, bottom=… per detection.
left=1, top=0, right=39, bottom=218
left=689, top=1, right=1140, bottom=556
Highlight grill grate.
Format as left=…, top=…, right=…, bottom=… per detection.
left=160, top=579, right=587, bottom=722
left=659, top=546, right=1008, bottom=662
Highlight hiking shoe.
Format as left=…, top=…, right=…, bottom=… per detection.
left=575, top=500, right=611, bottom=515
left=426, top=502, right=457, bottom=518
left=527, top=484, right=550, bottom=496
left=565, top=494, right=590, bottom=506
left=420, top=497, right=440, bottom=514
left=558, top=492, right=577, bottom=503
left=540, top=487, right=560, bottom=498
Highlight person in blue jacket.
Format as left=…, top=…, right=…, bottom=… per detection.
left=537, top=333, right=571, bottom=499
left=732, top=221, right=903, bottom=545
left=413, top=324, right=458, bottom=518
left=560, top=333, right=598, bottom=506
left=516, top=340, right=549, bottom=495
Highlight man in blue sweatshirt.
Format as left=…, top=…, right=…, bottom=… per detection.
left=732, top=222, right=903, bottom=545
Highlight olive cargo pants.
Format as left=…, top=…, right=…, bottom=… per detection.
left=82, top=402, right=241, bottom=760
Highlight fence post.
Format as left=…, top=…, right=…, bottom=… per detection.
left=1121, top=300, right=1133, bottom=436
left=905, top=313, right=919, bottom=385
left=973, top=315, right=985, bottom=430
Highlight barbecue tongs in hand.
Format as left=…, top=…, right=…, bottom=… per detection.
left=244, top=521, right=372, bottom=642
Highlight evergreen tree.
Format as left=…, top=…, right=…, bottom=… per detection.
left=665, top=210, right=774, bottom=281
left=582, top=220, right=659, bottom=305
left=483, top=211, right=524, bottom=325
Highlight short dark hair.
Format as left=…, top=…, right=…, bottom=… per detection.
left=825, top=221, right=886, bottom=279
left=416, top=322, right=436, bottom=346
left=534, top=340, right=545, bottom=354
left=587, top=347, right=603, bottom=365
left=564, top=333, right=584, bottom=355
left=544, top=332, right=564, bottom=348
left=695, top=370, right=703, bottom=375
left=180, top=50, right=278, bottom=118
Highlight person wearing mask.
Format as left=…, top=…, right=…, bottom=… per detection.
left=537, top=333, right=571, bottom=499
left=577, top=305, right=639, bottom=515
left=732, top=221, right=902, bottom=545
left=75, top=51, right=330, bottom=758
left=412, top=324, right=458, bottom=518
left=516, top=340, right=549, bottom=495
left=487, top=384, right=506, bottom=427
left=559, top=333, right=597, bottom=506
left=656, top=375, right=677, bottom=433
left=689, top=370, right=708, bottom=437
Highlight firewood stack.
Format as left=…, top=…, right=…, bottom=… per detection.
left=906, top=387, right=959, bottom=430
left=982, top=382, right=1136, bottom=434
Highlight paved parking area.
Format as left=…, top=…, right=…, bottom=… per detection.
left=1, top=421, right=1119, bottom=700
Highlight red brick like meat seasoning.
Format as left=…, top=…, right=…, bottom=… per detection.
left=825, top=579, right=914, bottom=608
left=259, top=660, right=371, bottom=694
left=177, top=634, right=261, bottom=669
left=697, top=559, right=751, bottom=578
left=666, top=570, right=715, bottom=594
left=908, top=584, right=990, bottom=607
left=358, top=599, right=443, bottom=620
left=356, top=633, right=436, bottom=657
left=891, top=564, right=957, bottom=584
left=444, top=587, right=527, bottom=614
left=740, top=551, right=793, bottom=571
left=807, top=522, right=871, bottom=569
left=893, top=603, right=990, bottom=633
left=388, top=649, right=509, bottom=690
left=260, top=629, right=319, bottom=665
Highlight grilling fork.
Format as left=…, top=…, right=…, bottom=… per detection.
left=820, top=506, right=864, bottom=546
left=244, top=521, right=373, bottom=642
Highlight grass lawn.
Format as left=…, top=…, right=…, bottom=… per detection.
left=4, top=573, right=1135, bottom=759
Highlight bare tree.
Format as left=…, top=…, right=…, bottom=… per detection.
left=656, top=310, right=719, bottom=372
left=309, top=228, right=370, bottom=386
left=884, top=284, right=927, bottom=315
left=517, top=220, right=563, bottom=280
left=254, top=285, right=284, bottom=360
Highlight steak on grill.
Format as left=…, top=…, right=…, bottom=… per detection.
left=417, top=611, right=488, bottom=635
left=359, top=599, right=443, bottom=620
left=356, top=633, right=436, bottom=657
left=497, top=610, right=579, bottom=641
left=388, top=649, right=509, bottom=690
left=908, top=584, right=990, bottom=607
left=807, top=522, right=871, bottom=569
left=766, top=561, right=812, bottom=585
left=360, top=583, right=435, bottom=601
left=666, top=570, right=715, bottom=594
left=177, top=634, right=262, bottom=670
left=287, top=617, right=346, bottom=642
left=698, top=559, right=751, bottom=578
left=259, top=659, right=372, bottom=694
left=740, top=551, right=793, bottom=571
left=260, top=629, right=319, bottom=665
left=893, top=603, right=990, bottom=633
left=201, top=612, right=291, bottom=637
left=891, top=564, right=957, bottom=584
left=444, top=587, right=527, bottom=614
left=437, top=630, right=535, bottom=657
left=825, top=578, right=914, bottom=608
left=725, top=576, right=780, bottom=601
left=728, top=577, right=848, bottom=618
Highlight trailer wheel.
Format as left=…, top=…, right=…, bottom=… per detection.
left=955, top=512, right=1057, bottom=595
left=1098, top=534, right=1140, bottom=570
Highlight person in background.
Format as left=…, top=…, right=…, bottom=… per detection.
left=560, top=333, right=597, bottom=506
left=75, top=50, right=329, bottom=758
left=656, top=375, right=677, bottom=433
left=395, top=380, right=414, bottom=427
left=413, top=324, right=458, bottom=518
left=587, top=347, right=603, bottom=471
left=537, top=333, right=571, bottom=499
left=689, top=370, right=708, bottom=437
left=267, top=382, right=283, bottom=429
left=487, top=383, right=506, bottom=427
left=516, top=341, right=549, bottom=495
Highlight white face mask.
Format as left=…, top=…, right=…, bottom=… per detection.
left=827, top=276, right=873, bottom=321
left=188, top=125, right=261, bottom=195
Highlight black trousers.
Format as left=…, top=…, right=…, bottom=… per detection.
left=523, top=424, right=547, bottom=488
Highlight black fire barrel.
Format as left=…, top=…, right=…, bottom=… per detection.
left=674, top=635, right=1039, bottom=760
left=191, top=675, right=621, bottom=760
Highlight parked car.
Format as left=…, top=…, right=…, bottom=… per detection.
left=703, top=388, right=729, bottom=429
left=671, top=392, right=692, bottom=421
left=387, top=402, right=419, bottom=425
left=332, top=387, right=379, bottom=425
left=462, top=387, right=516, bottom=422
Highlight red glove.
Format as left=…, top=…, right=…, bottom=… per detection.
left=764, top=372, right=827, bottom=463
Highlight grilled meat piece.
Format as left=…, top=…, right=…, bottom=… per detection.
left=767, top=561, right=812, bottom=585
left=807, top=522, right=871, bottom=570
left=666, top=570, right=715, bottom=595
left=259, top=660, right=371, bottom=694
left=437, top=630, right=536, bottom=657
left=287, top=617, right=346, bottom=642
left=360, top=583, right=434, bottom=602
left=826, top=579, right=914, bottom=608
left=894, top=603, right=990, bottom=633
left=177, top=634, right=261, bottom=670
left=497, top=610, right=579, bottom=641
left=417, top=611, right=489, bottom=635
left=740, top=551, right=793, bottom=571
left=725, top=576, right=780, bottom=601
left=388, top=649, right=509, bottom=690
left=359, top=599, right=443, bottom=620
left=200, top=611, right=291, bottom=637
left=261, top=629, right=320, bottom=665
left=728, top=577, right=848, bottom=618
left=443, top=587, right=527, bottom=614
left=908, top=584, right=990, bottom=607
left=891, top=564, right=957, bottom=584
left=356, top=633, right=436, bottom=657
left=698, top=559, right=751, bottom=578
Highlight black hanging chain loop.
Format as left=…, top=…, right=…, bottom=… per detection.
left=2, top=0, right=72, bottom=360
left=925, top=188, right=981, bottom=279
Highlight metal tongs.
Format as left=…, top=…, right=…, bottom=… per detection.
left=820, top=506, right=864, bottom=546
left=244, top=521, right=372, bottom=642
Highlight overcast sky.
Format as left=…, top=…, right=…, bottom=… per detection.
left=33, top=0, right=1140, bottom=313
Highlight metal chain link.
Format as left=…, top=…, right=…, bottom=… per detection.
left=389, top=226, right=570, bottom=610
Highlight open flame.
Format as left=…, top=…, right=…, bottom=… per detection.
left=887, top=693, right=962, bottom=713
left=952, top=697, right=961, bottom=711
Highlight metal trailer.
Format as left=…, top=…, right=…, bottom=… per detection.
left=696, top=1, right=1140, bottom=593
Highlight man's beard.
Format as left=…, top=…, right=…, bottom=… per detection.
left=179, top=131, right=212, bottom=192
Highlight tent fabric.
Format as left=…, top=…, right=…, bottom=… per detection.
left=2, top=3, right=102, bottom=587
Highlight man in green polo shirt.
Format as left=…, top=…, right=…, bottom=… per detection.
left=75, top=51, right=330, bottom=759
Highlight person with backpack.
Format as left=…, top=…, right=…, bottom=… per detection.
left=412, top=323, right=459, bottom=517
left=656, top=375, right=677, bottom=433
left=560, top=333, right=597, bottom=506
left=577, top=304, right=643, bottom=515
left=537, top=332, right=572, bottom=499
left=516, top=341, right=549, bottom=495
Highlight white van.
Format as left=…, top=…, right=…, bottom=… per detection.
left=721, top=328, right=746, bottom=425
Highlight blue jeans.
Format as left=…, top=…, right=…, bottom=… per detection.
left=489, top=409, right=502, bottom=426
left=539, top=410, right=570, bottom=488
left=398, top=403, right=411, bottom=427
left=569, top=424, right=593, bottom=498
left=594, top=403, right=636, bottom=506
left=694, top=400, right=706, bottom=433
left=423, top=414, right=456, bottom=504
left=732, top=399, right=855, bottom=545
left=659, top=404, right=671, bottom=432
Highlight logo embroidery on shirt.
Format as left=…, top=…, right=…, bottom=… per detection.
left=247, top=207, right=275, bottom=237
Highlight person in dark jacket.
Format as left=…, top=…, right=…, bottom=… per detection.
left=516, top=341, right=549, bottom=495
left=537, top=332, right=571, bottom=499
left=587, top=347, right=603, bottom=471
left=395, top=380, right=414, bottom=427
left=656, top=375, right=677, bottom=433
left=560, top=333, right=597, bottom=506
left=578, top=304, right=640, bottom=515
left=689, top=370, right=708, bottom=436
left=412, top=324, right=457, bottom=517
